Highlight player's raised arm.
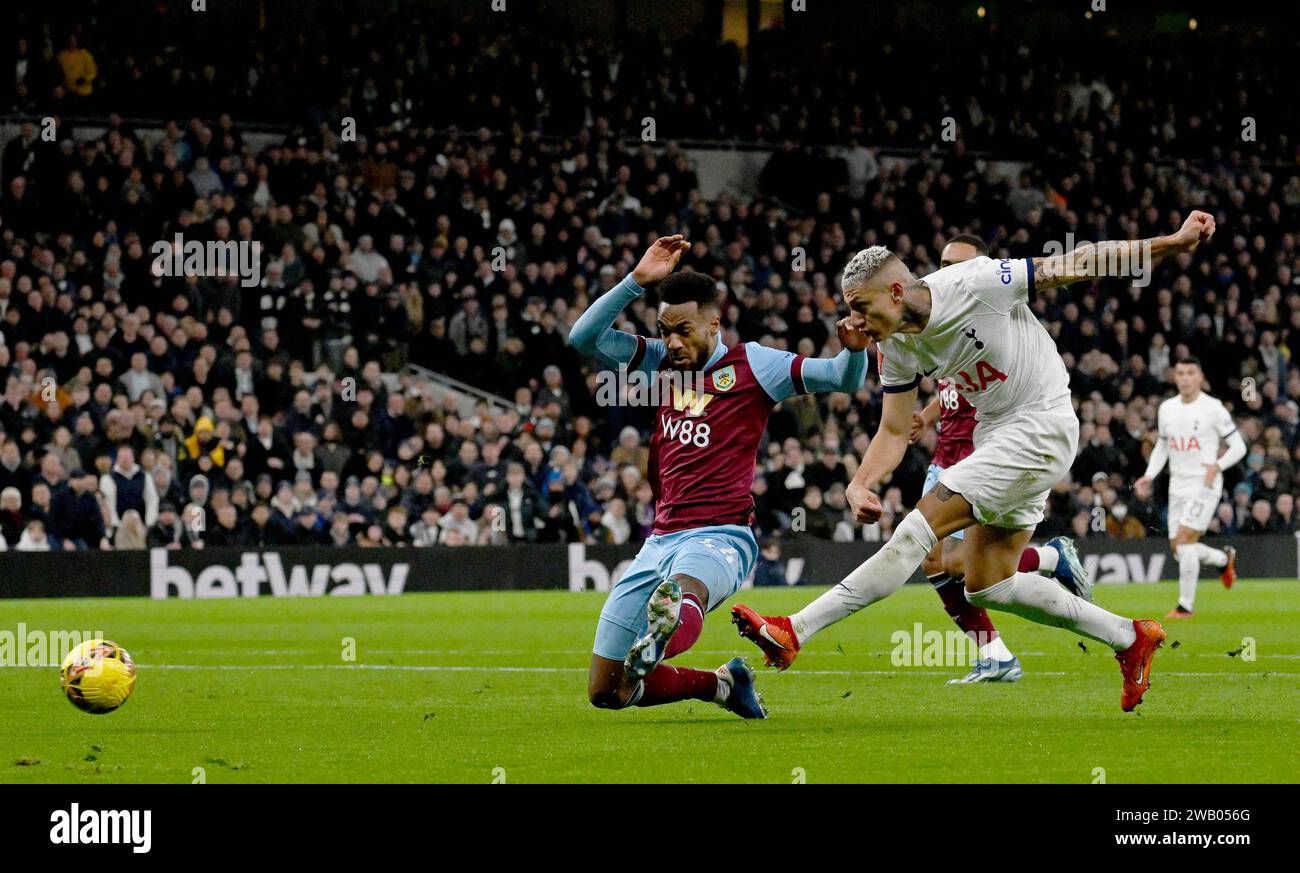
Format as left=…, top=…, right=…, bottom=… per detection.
left=569, top=235, right=689, bottom=368
left=1031, top=210, right=1216, bottom=292
left=795, top=316, right=872, bottom=393
left=745, top=316, right=870, bottom=402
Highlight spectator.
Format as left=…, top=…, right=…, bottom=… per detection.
left=1240, top=499, right=1276, bottom=535
left=247, top=503, right=285, bottom=546
left=0, top=441, right=33, bottom=503
left=599, top=498, right=631, bottom=545
left=51, top=470, right=109, bottom=549
left=114, top=509, right=148, bottom=550
left=753, top=539, right=789, bottom=587
left=382, top=505, right=411, bottom=546
left=410, top=507, right=442, bottom=547
left=1105, top=500, right=1146, bottom=539
left=56, top=33, right=96, bottom=98
left=289, top=508, right=324, bottom=545
left=487, top=462, right=542, bottom=543
left=99, top=449, right=159, bottom=530
left=16, top=520, right=53, bottom=552
left=1273, top=493, right=1296, bottom=533
left=119, top=352, right=165, bottom=402
left=0, top=486, right=25, bottom=545
left=438, top=501, right=478, bottom=544
left=206, top=504, right=251, bottom=547
left=609, top=427, right=649, bottom=479
left=148, top=502, right=192, bottom=549
left=179, top=418, right=226, bottom=473
left=797, top=486, right=838, bottom=540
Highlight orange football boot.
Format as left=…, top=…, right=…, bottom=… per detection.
left=1115, top=619, right=1166, bottom=712
left=1220, top=546, right=1237, bottom=589
left=1164, top=605, right=1194, bottom=619
left=731, top=604, right=800, bottom=670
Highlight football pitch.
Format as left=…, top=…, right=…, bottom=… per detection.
left=1, top=580, right=1296, bottom=784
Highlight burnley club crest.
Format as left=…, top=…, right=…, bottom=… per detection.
left=712, top=365, right=737, bottom=392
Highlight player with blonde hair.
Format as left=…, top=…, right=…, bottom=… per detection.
left=735, top=211, right=1217, bottom=711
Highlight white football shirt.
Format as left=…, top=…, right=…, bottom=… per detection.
left=1154, top=393, right=1237, bottom=490
left=877, top=256, right=1071, bottom=419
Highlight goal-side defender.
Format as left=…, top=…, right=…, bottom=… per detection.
left=902, top=234, right=1093, bottom=685
left=570, top=235, right=869, bottom=719
left=732, top=211, right=1217, bottom=711
left=1134, top=356, right=1244, bottom=618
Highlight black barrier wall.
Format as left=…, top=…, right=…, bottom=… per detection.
left=0, top=536, right=1295, bottom=599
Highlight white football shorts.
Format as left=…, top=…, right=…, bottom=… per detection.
left=938, top=402, right=1079, bottom=530
left=1167, top=480, right=1220, bottom=537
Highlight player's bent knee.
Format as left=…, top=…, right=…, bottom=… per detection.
left=587, top=680, right=631, bottom=709
left=587, top=660, right=635, bottom=709
left=671, top=574, right=710, bottom=609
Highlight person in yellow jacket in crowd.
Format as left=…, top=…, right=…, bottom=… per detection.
left=57, top=34, right=97, bottom=98
left=178, top=416, right=226, bottom=474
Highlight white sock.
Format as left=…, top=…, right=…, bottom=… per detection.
left=1193, top=543, right=1227, bottom=568
left=967, top=573, right=1137, bottom=650
left=1176, top=543, right=1200, bottom=612
left=791, top=511, right=938, bottom=642
left=712, top=667, right=731, bottom=705
left=978, top=635, right=1014, bottom=662
left=1034, top=545, right=1059, bottom=574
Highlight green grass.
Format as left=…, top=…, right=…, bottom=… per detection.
left=0, top=580, right=1296, bottom=783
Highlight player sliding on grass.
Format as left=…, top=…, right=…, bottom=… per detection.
left=570, top=235, right=869, bottom=719
left=907, top=234, right=1092, bottom=684
left=734, top=211, right=1217, bottom=711
left=1134, top=356, right=1243, bottom=619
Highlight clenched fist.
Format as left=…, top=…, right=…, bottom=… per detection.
left=836, top=315, right=873, bottom=353
left=847, top=480, right=884, bottom=523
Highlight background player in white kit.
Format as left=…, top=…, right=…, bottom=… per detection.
left=734, top=210, right=1217, bottom=712
left=1135, top=357, right=1245, bottom=618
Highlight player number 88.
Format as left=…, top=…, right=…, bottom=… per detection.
left=678, top=420, right=711, bottom=447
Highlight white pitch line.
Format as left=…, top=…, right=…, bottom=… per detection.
left=199, top=648, right=1300, bottom=660
left=7, top=663, right=1294, bottom=678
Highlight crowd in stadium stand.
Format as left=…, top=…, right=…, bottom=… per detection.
left=1, top=15, right=1298, bottom=551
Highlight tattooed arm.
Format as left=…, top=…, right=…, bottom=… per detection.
left=1031, top=210, right=1216, bottom=292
